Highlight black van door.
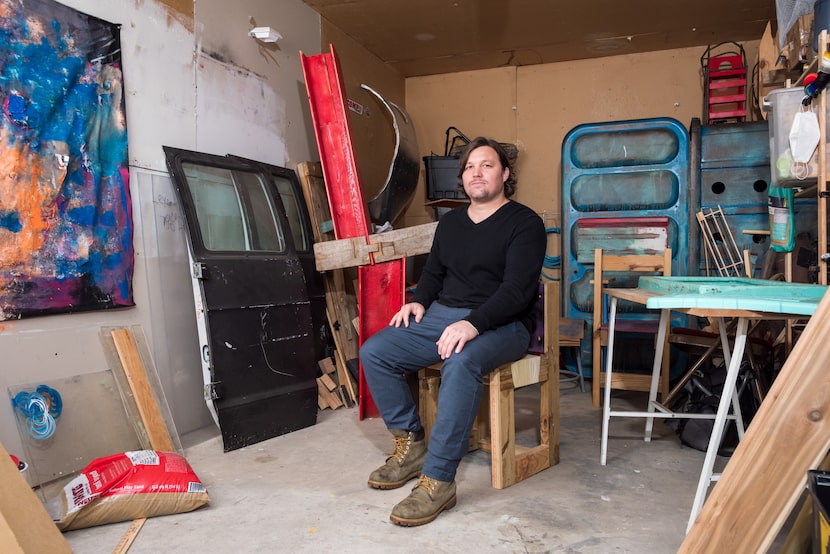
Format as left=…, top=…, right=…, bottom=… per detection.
left=164, top=147, right=318, bottom=452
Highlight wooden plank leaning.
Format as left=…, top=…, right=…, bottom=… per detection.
left=297, top=161, right=359, bottom=403
left=679, top=287, right=830, bottom=552
left=109, top=326, right=174, bottom=553
left=110, top=328, right=175, bottom=452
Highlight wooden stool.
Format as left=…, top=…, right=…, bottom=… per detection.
left=417, top=280, right=560, bottom=489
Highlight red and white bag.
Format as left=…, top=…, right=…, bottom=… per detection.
left=48, top=450, right=209, bottom=531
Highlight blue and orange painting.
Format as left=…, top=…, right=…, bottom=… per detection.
left=0, top=0, right=133, bottom=320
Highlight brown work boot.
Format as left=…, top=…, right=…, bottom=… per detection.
left=389, top=474, right=456, bottom=527
left=367, top=429, right=426, bottom=490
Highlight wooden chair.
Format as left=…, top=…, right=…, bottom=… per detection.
left=591, top=248, right=672, bottom=408
left=559, top=317, right=586, bottom=392
left=418, top=280, right=560, bottom=489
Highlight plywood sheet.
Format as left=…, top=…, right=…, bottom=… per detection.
left=679, top=287, right=830, bottom=552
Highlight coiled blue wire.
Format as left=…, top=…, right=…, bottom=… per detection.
left=12, top=385, right=62, bottom=440
left=543, top=226, right=561, bottom=281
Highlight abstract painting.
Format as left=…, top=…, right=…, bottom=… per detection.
left=0, top=0, right=133, bottom=320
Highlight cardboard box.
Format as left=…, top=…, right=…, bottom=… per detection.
left=787, top=14, right=815, bottom=70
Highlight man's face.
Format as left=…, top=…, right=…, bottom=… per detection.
left=461, top=146, right=508, bottom=203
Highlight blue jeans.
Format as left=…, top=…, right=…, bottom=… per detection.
left=359, top=302, right=531, bottom=482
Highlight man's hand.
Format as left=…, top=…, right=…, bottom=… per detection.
left=389, top=302, right=426, bottom=328
left=436, top=320, right=479, bottom=359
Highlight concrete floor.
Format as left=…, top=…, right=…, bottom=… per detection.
left=62, top=382, right=752, bottom=553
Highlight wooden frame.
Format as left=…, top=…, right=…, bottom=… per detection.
left=591, top=248, right=672, bottom=408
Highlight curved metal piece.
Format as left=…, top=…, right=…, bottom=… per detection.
left=362, top=84, right=420, bottom=225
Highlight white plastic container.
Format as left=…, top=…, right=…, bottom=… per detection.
left=763, top=86, right=830, bottom=187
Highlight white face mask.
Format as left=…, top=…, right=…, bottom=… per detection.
left=789, top=108, right=821, bottom=165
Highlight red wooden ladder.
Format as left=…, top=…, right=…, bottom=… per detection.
left=702, top=42, right=748, bottom=124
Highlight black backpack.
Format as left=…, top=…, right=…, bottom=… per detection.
left=666, top=359, right=759, bottom=457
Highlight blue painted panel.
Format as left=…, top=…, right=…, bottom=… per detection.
left=694, top=120, right=817, bottom=276
left=562, top=118, right=689, bottom=317
left=700, top=121, right=771, bottom=168
left=570, top=127, right=680, bottom=168
left=561, top=117, right=690, bottom=374
left=570, top=170, right=679, bottom=211
left=700, top=167, right=770, bottom=208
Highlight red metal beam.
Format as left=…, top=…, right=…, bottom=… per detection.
left=301, top=45, right=405, bottom=419
left=299, top=46, right=370, bottom=239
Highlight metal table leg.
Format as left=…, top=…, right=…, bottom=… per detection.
left=686, top=316, right=750, bottom=532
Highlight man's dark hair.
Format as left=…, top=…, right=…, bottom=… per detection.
left=456, top=136, right=517, bottom=198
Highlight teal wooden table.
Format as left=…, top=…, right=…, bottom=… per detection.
left=599, top=276, right=827, bottom=533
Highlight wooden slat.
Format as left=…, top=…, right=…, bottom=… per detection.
left=312, top=222, right=437, bottom=271
left=546, top=279, right=561, bottom=467
left=109, top=328, right=173, bottom=554
left=600, top=253, right=672, bottom=272
left=333, top=346, right=357, bottom=404
left=559, top=318, right=584, bottom=346
left=515, top=446, right=551, bottom=484
left=319, top=372, right=337, bottom=391
left=112, top=517, right=146, bottom=554
left=418, top=367, right=441, bottom=444
left=297, top=161, right=360, bottom=368
left=679, top=288, right=830, bottom=552
left=296, top=162, right=333, bottom=243
left=110, top=328, right=174, bottom=452
left=314, top=236, right=372, bottom=270
left=601, top=372, right=653, bottom=391
left=489, top=368, right=515, bottom=489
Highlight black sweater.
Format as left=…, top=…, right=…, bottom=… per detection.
left=411, top=200, right=547, bottom=334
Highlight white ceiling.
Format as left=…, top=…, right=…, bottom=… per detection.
left=302, top=0, right=777, bottom=77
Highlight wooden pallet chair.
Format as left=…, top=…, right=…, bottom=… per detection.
left=418, top=280, right=560, bottom=489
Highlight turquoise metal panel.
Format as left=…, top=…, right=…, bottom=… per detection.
left=692, top=119, right=817, bottom=278
left=562, top=118, right=690, bottom=313
left=561, top=117, right=690, bottom=375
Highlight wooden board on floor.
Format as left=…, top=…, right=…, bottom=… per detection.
left=112, top=517, right=146, bottom=554
left=679, top=288, right=830, bottom=552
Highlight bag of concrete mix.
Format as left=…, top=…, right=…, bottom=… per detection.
left=47, top=450, right=209, bottom=531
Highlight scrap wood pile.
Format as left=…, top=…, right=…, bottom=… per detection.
left=297, top=161, right=361, bottom=413
left=316, top=357, right=356, bottom=411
